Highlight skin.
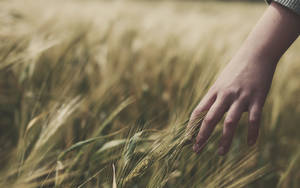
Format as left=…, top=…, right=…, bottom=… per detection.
left=188, top=2, right=300, bottom=155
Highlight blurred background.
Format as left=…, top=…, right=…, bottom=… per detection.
left=0, top=0, right=299, bottom=187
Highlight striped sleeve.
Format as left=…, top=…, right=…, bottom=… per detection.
left=265, top=0, right=300, bottom=15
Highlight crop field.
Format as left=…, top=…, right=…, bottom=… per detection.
left=0, top=0, right=299, bottom=187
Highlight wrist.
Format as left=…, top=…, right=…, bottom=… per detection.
left=233, top=2, right=300, bottom=68
left=237, top=41, right=280, bottom=67
left=232, top=43, right=279, bottom=70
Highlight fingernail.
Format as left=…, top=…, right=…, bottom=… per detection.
left=218, top=146, right=225, bottom=155
left=193, top=144, right=200, bottom=153
left=194, top=143, right=206, bottom=154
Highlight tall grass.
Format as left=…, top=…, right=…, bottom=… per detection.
left=0, top=0, right=299, bottom=187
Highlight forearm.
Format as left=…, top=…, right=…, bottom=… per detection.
left=237, top=2, right=300, bottom=65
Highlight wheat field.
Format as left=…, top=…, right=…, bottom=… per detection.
left=0, top=0, right=299, bottom=187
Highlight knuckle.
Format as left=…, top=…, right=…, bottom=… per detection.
left=239, top=92, right=251, bottom=101
left=219, top=90, right=232, bottom=99
left=194, top=107, right=203, bottom=115
left=231, top=87, right=241, bottom=96
left=190, top=110, right=198, bottom=118
left=224, top=118, right=235, bottom=127
left=251, top=107, right=262, bottom=118
left=196, top=134, right=205, bottom=142
left=219, top=88, right=240, bottom=99
left=249, top=106, right=262, bottom=125
left=203, top=115, right=214, bottom=125
left=249, top=116, right=260, bottom=125
left=207, top=85, right=217, bottom=94
left=254, top=108, right=262, bottom=115
left=190, top=114, right=198, bottom=122
left=191, top=108, right=203, bottom=120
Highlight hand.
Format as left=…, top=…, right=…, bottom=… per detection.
left=189, top=54, right=276, bottom=155
left=187, top=1, right=300, bottom=156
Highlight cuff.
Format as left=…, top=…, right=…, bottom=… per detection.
left=265, top=0, right=300, bottom=15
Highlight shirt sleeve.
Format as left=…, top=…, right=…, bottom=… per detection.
left=265, top=0, right=300, bottom=15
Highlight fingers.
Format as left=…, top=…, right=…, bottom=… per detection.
left=195, top=91, right=217, bottom=114
left=218, top=100, right=246, bottom=155
left=193, top=94, right=232, bottom=153
left=247, top=102, right=263, bottom=146
left=187, top=92, right=216, bottom=130
left=189, top=88, right=264, bottom=155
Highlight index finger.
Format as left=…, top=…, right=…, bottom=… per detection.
left=193, top=94, right=232, bottom=153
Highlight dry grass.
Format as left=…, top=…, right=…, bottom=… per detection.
left=0, top=0, right=299, bottom=187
